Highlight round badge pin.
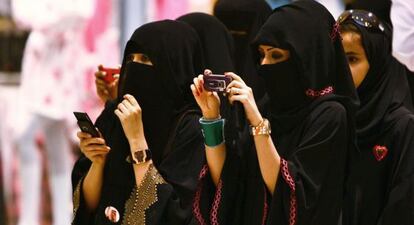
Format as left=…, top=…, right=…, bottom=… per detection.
left=105, top=206, right=120, bottom=223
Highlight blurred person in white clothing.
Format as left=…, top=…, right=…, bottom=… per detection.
left=11, top=0, right=93, bottom=224
left=391, top=0, right=414, bottom=72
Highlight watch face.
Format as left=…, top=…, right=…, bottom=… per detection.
left=134, top=151, right=146, bottom=162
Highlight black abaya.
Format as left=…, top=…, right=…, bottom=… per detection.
left=193, top=1, right=359, bottom=225
left=71, top=20, right=206, bottom=225
left=339, top=13, right=414, bottom=225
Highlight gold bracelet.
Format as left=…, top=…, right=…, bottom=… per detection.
left=250, top=118, right=271, bottom=136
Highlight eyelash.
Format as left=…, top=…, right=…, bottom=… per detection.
left=347, top=56, right=358, bottom=63
left=271, top=52, right=282, bottom=59
left=140, top=55, right=150, bottom=62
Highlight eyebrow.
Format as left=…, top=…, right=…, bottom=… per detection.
left=259, top=47, right=276, bottom=52
left=346, top=51, right=360, bottom=55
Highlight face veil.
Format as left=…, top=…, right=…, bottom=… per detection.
left=92, top=20, right=205, bottom=224
left=252, top=0, right=359, bottom=132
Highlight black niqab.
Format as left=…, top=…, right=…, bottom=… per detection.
left=253, top=0, right=359, bottom=133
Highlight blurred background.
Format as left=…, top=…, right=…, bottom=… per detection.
left=0, top=0, right=395, bottom=224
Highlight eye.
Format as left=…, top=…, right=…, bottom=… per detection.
left=127, top=54, right=135, bottom=63
left=271, top=52, right=283, bottom=60
left=347, top=55, right=359, bottom=64
left=140, top=54, right=150, bottom=63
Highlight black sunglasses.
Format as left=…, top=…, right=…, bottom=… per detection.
left=338, top=9, right=385, bottom=33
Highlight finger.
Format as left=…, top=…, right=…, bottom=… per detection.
left=88, top=150, right=110, bottom=158
left=117, top=103, right=129, bottom=114
left=83, top=137, right=106, bottom=146
left=108, top=79, right=118, bottom=89
left=227, top=80, right=245, bottom=91
left=228, top=87, right=246, bottom=96
left=193, top=77, right=200, bottom=94
left=193, top=77, right=203, bottom=94
left=197, top=74, right=204, bottom=85
left=114, top=109, right=124, bottom=119
left=77, top=131, right=91, bottom=139
left=97, top=87, right=109, bottom=96
left=124, top=94, right=139, bottom=106
left=95, top=77, right=107, bottom=85
left=82, top=148, right=111, bottom=158
left=229, top=94, right=248, bottom=105
left=96, top=84, right=108, bottom=93
left=204, top=69, right=212, bottom=76
left=191, top=84, right=200, bottom=97
left=121, top=99, right=134, bottom=110
left=83, top=144, right=111, bottom=153
left=95, top=70, right=106, bottom=78
left=225, top=72, right=245, bottom=84
left=195, top=75, right=208, bottom=93
left=112, top=74, right=120, bottom=79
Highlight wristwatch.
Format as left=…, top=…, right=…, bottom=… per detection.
left=126, top=149, right=152, bottom=164
left=250, top=118, right=271, bottom=136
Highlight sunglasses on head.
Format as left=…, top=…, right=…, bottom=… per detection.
left=338, top=9, right=385, bottom=33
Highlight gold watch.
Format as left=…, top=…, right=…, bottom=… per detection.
left=126, top=149, right=152, bottom=164
left=250, top=118, right=271, bottom=136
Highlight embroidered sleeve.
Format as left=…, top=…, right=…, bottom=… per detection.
left=122, top=163, right=167, bottom=225
left=193, top=164, right=209, bottom=225
left=280, top=158, right=297, bottom=225
left=193, top=164, right=231, bottom=225
left=72, top=176, right=84, bottom=225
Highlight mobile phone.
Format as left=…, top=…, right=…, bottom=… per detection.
left=98, top=65, right=120, bottom=84
left=203, top=74, right=233, bottom=93
left=73, top=112, right=100, bottom=137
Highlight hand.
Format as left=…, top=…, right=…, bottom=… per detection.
left=114, top=94, right=144, bottom=146
left=191, top=69, right=221, bottom=119
left=77, top=131, right=110, bottom=165
left=225, top=72, right=263, bottom=126
left=95, top=65, right=119, bottom=103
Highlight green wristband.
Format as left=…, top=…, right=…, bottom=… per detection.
left=199, top=118, right=225, bottom=147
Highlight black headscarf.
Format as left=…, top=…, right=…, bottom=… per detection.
left=253, top=0, right=359, bottom=134
left=213, top=0, right=272, bottom=100
left=341, top=19, right=413, bottom=149
left=94, top=20, right=204, bottom=224
left=177, top=12, right=234, bottom=74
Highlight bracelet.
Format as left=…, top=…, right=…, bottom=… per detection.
left=199, top=117, right=225, bottom=147
left=250, top=118, right=271, bottom=136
